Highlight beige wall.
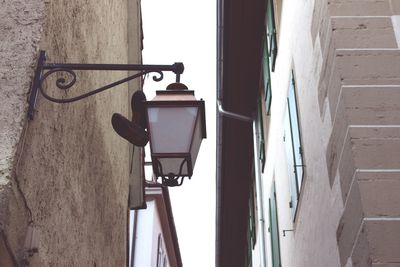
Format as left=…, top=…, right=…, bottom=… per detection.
left=263, top=0, right=400, bottom=266
left=0, top=0, right=46, bottom=264
left=0, top=0, right=142, bottom=265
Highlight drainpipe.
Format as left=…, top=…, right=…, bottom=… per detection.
left=216, top=0, right=266, bottom=265
left=216, top=101, right=267, bottom=267
left=216, top=0, right=225, bottom=264
left=217, top=101, right=253, bottom=122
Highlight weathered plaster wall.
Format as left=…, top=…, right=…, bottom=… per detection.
left=1, top=0, right=142, bottom=265
left=0, top=0, right=45, bottom=264
left=0, top=0, right=44, bottom=185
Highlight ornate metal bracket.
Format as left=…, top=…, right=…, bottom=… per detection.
left=28, top=50, right=184, bottom=120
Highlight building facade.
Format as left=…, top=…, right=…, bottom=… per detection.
left=129, top=186, right=182, bottom=267
left=1, top=0, right=144, bottom=265
left=217, top=0, right=400, bottom=266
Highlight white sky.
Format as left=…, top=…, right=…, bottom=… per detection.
left=141, top=1, right=216, bottom=266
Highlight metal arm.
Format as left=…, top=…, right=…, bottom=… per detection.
left=217, top=100, right=253, bottom=122
left=28, top=50, right=184, bottom=120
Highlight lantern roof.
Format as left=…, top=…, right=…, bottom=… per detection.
left=152, top=90, right=197, bottom=101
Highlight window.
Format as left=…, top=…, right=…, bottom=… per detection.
left=246, top=182, right=257, bottom=267
left=156, top=234, right=167, bottom=267
left=250, top=182, right=258, bottom=248
left=246, top=227, right=253, bottom=267
left=257, top=100, right=266, bottom=172
left=263, top=0, right=278, bottom=114
left=265, top=0, right=278, bottom=71
left=262, top=35, right=272, bottom=115
left=284, top=72, right=304, bottom=219
left=269, top=181, right=281, bottom=267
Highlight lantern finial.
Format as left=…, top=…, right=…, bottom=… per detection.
left=166, top=82, right=188, bottom=90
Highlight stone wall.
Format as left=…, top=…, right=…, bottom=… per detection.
left=264, top=0, right=400, bottom=266
left=323, top=1, right=400, bottom=265
left=0, top=0, right=142, bottom=265
left=264, top=0, right=343, bottom=265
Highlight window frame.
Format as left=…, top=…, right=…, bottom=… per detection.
left=257, top=100, right=266, bottom=172
left=156, top=234, right=167, bottom=267
left=262, top=35, right=272, bottom=115
left=265, top=0, right=278, bottom=72
left=246, top=222, right=253, bottom=267
left=284, top=71, right=305, bottom=220
left=246, top=177, right=258, bottom=267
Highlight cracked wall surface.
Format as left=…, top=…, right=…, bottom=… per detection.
left=0, top=0, right=45, bottom=264
left=0, top=1, right=44, bottom=186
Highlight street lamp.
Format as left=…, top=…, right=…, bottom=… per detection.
left=28, top=50, right=206, bottom=187
left=145, top=83, right=206, bottom=186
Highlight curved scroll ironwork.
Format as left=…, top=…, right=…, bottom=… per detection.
left=154, top=158, right=189, bottom=187
left=39, top=69, right=164, bottom=104
left=28, top=50, right=184, bottom=120
left=152, top=71, right=163, bottom=82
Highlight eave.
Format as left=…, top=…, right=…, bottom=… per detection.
left=216, top=0, right=265, bottom=266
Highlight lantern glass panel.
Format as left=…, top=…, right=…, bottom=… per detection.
left=147, top=106, right=198, bottom=153
left=156, top=157, right=189, bottom=176
left=190, top=112, right=203, bottom=168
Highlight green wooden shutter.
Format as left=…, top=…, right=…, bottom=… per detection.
left=262, top=35, right=271, bottom=89
left=247, top=198, right=254, bottom=267
left=246, top=182, right=258, bottom=267
left=269, top=182, right=281, bottom=267
left=265, top=85, right=272, bottom=115
left=263, top=36, right=272, bottom=115
left=266, top=0, right=278, bottom=71
left=252, top=181, right=258, bottom=245
left=257, top=100, right=266, bottom=172
left=250, top=183, right=258, bottom=247
left=246, top=226, right=253, bottom=267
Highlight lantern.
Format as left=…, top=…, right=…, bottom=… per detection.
left=145, top=83, right=206, bottom=186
